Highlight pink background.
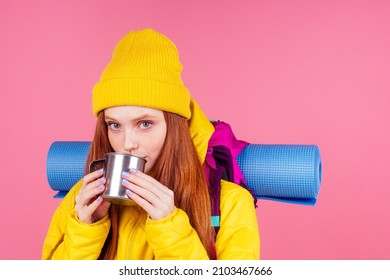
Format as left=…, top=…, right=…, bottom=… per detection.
left=1, top=0, right=389, bottom=260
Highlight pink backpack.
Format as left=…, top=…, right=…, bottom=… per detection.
left=204, top=120, right=257, bottom=233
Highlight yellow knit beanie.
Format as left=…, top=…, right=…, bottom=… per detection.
left=92, top=28, right=191, bottom=119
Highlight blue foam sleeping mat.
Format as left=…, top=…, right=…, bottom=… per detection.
left=46, top=141, right=322, bottom=205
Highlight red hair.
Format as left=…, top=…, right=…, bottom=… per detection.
left=86, top=111, right=215, bottom=259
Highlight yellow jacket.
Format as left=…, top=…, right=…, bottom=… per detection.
left=42, top=100, right=260, bottom=259
left=42, top=179, right=259, bottom=259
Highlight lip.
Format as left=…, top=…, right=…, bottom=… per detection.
left=132, top=154, right=148, bottom=163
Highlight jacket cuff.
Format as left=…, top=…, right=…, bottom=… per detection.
left=63, top=211, right=111, bottom=259
left=145, top=207, right=189, bottom=238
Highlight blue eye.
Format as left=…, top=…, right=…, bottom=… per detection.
left=107, top=121, right=121, bottom=130
left=139, top=121, right=152, bottom=129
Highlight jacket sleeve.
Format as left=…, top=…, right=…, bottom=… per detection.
left=144, top=207, right=210, bottom=260
left=215, top=180, right=260, bottom=259
left=41, top=180, right=111, bottom=260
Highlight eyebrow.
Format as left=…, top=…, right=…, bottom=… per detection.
left=104, top=114, right=159, bottom=122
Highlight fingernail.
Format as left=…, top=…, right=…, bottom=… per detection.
left=122, top=171, right=130, bottom=177
left=98, top=184, right=104, bottom=190
left=130, top=167, right=138, bottom=174
left=122, top=179, right=130, bottom=186
left=98, top=168, right=104, bottom=174
left=97, top=196, right=102, bottom=201
left=99, top=177, right=105, bottom=183
left=125, top=189, right=132, bottom=195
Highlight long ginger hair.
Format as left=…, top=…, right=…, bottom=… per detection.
left=85, top=110, right=215, bottom=259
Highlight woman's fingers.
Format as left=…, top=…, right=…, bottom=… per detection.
left=123, top=170, right=173, bottom=202
left=75, top=168, right=108, bottom=223
left=122, top=170, right=175, bottom=220
left=125, top=169, right=172, bottom=196
left=79, top=195, right=105, bottom=222
left=76, top=170, right=106, bottom=204
left=82, top=168, right=105, bottom=191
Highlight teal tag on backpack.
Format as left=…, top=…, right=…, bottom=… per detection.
left=211, top=215, right=220, bottom=227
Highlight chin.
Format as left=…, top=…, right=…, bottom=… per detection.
left=143, top=162, right=153, bottom=174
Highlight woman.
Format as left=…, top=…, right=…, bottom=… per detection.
left=42, top=28, right=260, bottom=260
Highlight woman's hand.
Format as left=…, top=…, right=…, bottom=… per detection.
left=75, top=169, right=111, bottom=224
left=122, top=168, right=175, bottom=220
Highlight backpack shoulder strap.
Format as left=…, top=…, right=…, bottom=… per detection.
left=204, top=120, right=257, bottom=235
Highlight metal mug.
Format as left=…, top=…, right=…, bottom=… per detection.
left=89, top=153, right=146, bottom=205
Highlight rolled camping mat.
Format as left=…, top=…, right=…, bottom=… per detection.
left=46, top=141, right=322, bottom=205
left=237, top=144, right=322, bottom=205
left=46, top=141, right=91, bottom=198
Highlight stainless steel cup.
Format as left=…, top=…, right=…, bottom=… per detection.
left=89, top=153, right=146, bottom=205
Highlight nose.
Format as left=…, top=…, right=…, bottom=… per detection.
left=123, top=130, right=139, bottom=153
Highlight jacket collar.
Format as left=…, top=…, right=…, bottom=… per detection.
left=188, top=99, right=214, bottom=164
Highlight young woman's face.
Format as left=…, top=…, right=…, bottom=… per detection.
left=104, top=106, right=167, bottom=173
